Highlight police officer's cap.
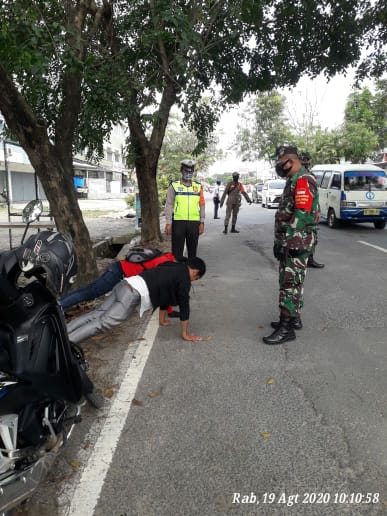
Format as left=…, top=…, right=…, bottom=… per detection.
left=270, top=145, right=298, bottom=160
left=181, top=159, right=196, bottom=171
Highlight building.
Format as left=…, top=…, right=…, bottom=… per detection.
left=0, top=118, right=132, bottom=202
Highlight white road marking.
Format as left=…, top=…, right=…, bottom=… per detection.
left=357, top=240, right=387, bottom=254
left=66, top=311, right=160, bottom=516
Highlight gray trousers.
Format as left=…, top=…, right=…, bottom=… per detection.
left=224, top=202, right=240, bottom=226
left=67, top=281, right=141, bottom=344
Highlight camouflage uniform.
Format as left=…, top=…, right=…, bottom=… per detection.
left=274, top=166, right=319, bottom=317
left=303, top=162, right=319, bottom=256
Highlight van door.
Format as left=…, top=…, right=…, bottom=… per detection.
left=318, top=171, right=332, bottom=218
left=327, top=172, right=342, bottom=219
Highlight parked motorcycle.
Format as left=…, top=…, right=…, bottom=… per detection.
left=0, top=201, right=102, bottom=513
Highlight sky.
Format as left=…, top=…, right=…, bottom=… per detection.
left=208, top=70, right=361, bottom=177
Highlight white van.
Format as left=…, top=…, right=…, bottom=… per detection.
left=261, top=179, right=286, bottom=208
left=312, top=163, right=387, bottom=229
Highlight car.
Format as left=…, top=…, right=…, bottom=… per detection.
left=261, top=179, right=286, bottom=208
left=252, top=183, right=263, bottom=203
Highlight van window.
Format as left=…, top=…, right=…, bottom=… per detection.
left=344, top=171, right=387, bottom=191
left=331, top=173, right=341, bottom=189
left=320, top=171, right=332, bottom=189
left=313, top=170, right=324, bottom=186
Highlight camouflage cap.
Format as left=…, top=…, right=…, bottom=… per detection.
left=270, top=145, right=298, bottom=160
left=299, top=151, right=311, bottom=160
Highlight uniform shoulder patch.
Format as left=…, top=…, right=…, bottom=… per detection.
left=294, top=177, right=313, bottom=211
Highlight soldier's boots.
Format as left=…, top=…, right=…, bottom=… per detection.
left=271, top=316, right=302, bottom=330
left=263, top=315, right=296, bottom=345
left=223, top=225, right=228, bottom=234
left=230, top=225, right=240, bottom=233
left=307, top=254, right=325, bottom=268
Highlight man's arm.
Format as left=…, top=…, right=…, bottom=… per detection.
left=180, top=320, right=202, bottom=341
left=220, top=185, right=228, bottom=206
left=199, top=186, right=205, bottom=234
left=164, top=184, right=175, bottom=235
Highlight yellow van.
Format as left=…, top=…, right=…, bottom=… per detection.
left=312, top=163, right=387, bottom=229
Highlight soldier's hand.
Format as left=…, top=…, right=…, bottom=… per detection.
left=273, top=243, right=288, bottom=261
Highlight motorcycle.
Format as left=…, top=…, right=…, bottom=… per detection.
left=0, top=200, right=102, bottom=513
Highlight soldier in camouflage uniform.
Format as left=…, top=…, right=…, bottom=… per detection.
left=299, top=151, right=325, bottom=269
left=263, top=146, right=320, bottom=345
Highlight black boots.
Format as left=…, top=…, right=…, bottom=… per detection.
left=223, top=225, right=240, bottom=233
left=271, top=316, right=302, bottom=330
left=307, top=255, right=325, bottom=268
left=263, top=315, right=296, bottom=345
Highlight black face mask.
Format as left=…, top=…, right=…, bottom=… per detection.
left=233, top=176, right=239, bottom=183
left=275, top=159, right=291, bottom=178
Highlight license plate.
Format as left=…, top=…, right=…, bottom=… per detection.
left=363, top=209, right=380, bottom=215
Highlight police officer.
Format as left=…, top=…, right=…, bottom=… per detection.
left=263, top=145, right=320, bottom=345
left=220, top=172, right=252, bottom=234
left=213, top=179, right=221, bottom=219
left=165, top=159, right=205, bottom=261
left=299, top=151, right=325, bottom=269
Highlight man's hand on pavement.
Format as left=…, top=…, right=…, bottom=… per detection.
left=182, top=333, right=202, bottom=342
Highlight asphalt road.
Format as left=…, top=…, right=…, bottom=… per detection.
left=14, top=199, right=387, bottom=515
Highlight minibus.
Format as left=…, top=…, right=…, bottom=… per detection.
left=312, top=164, right=387, bottom=229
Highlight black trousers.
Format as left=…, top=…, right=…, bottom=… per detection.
left=172, top=220, right=200, bottom=260
left=213, top=200, right=220, bottom=218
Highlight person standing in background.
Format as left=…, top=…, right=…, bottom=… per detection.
left=213, top=179, right=221, bottom=219
left=220, top=172, right=251, bottom=234
left=164, top=160, right=205, bottom=261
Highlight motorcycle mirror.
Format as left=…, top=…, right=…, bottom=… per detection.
left=22, top=200, right=43, bottom=224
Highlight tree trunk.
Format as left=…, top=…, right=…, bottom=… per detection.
left=135, top=154, right=162, bottom=245
left=33, top=150, right=98, bottom=285
left=0, top=64, right=97, bottom=285
left=127, top=82, right=178, bottom=246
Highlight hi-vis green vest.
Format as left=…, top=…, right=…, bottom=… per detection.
left=172, top=181, right=201, bottom=221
